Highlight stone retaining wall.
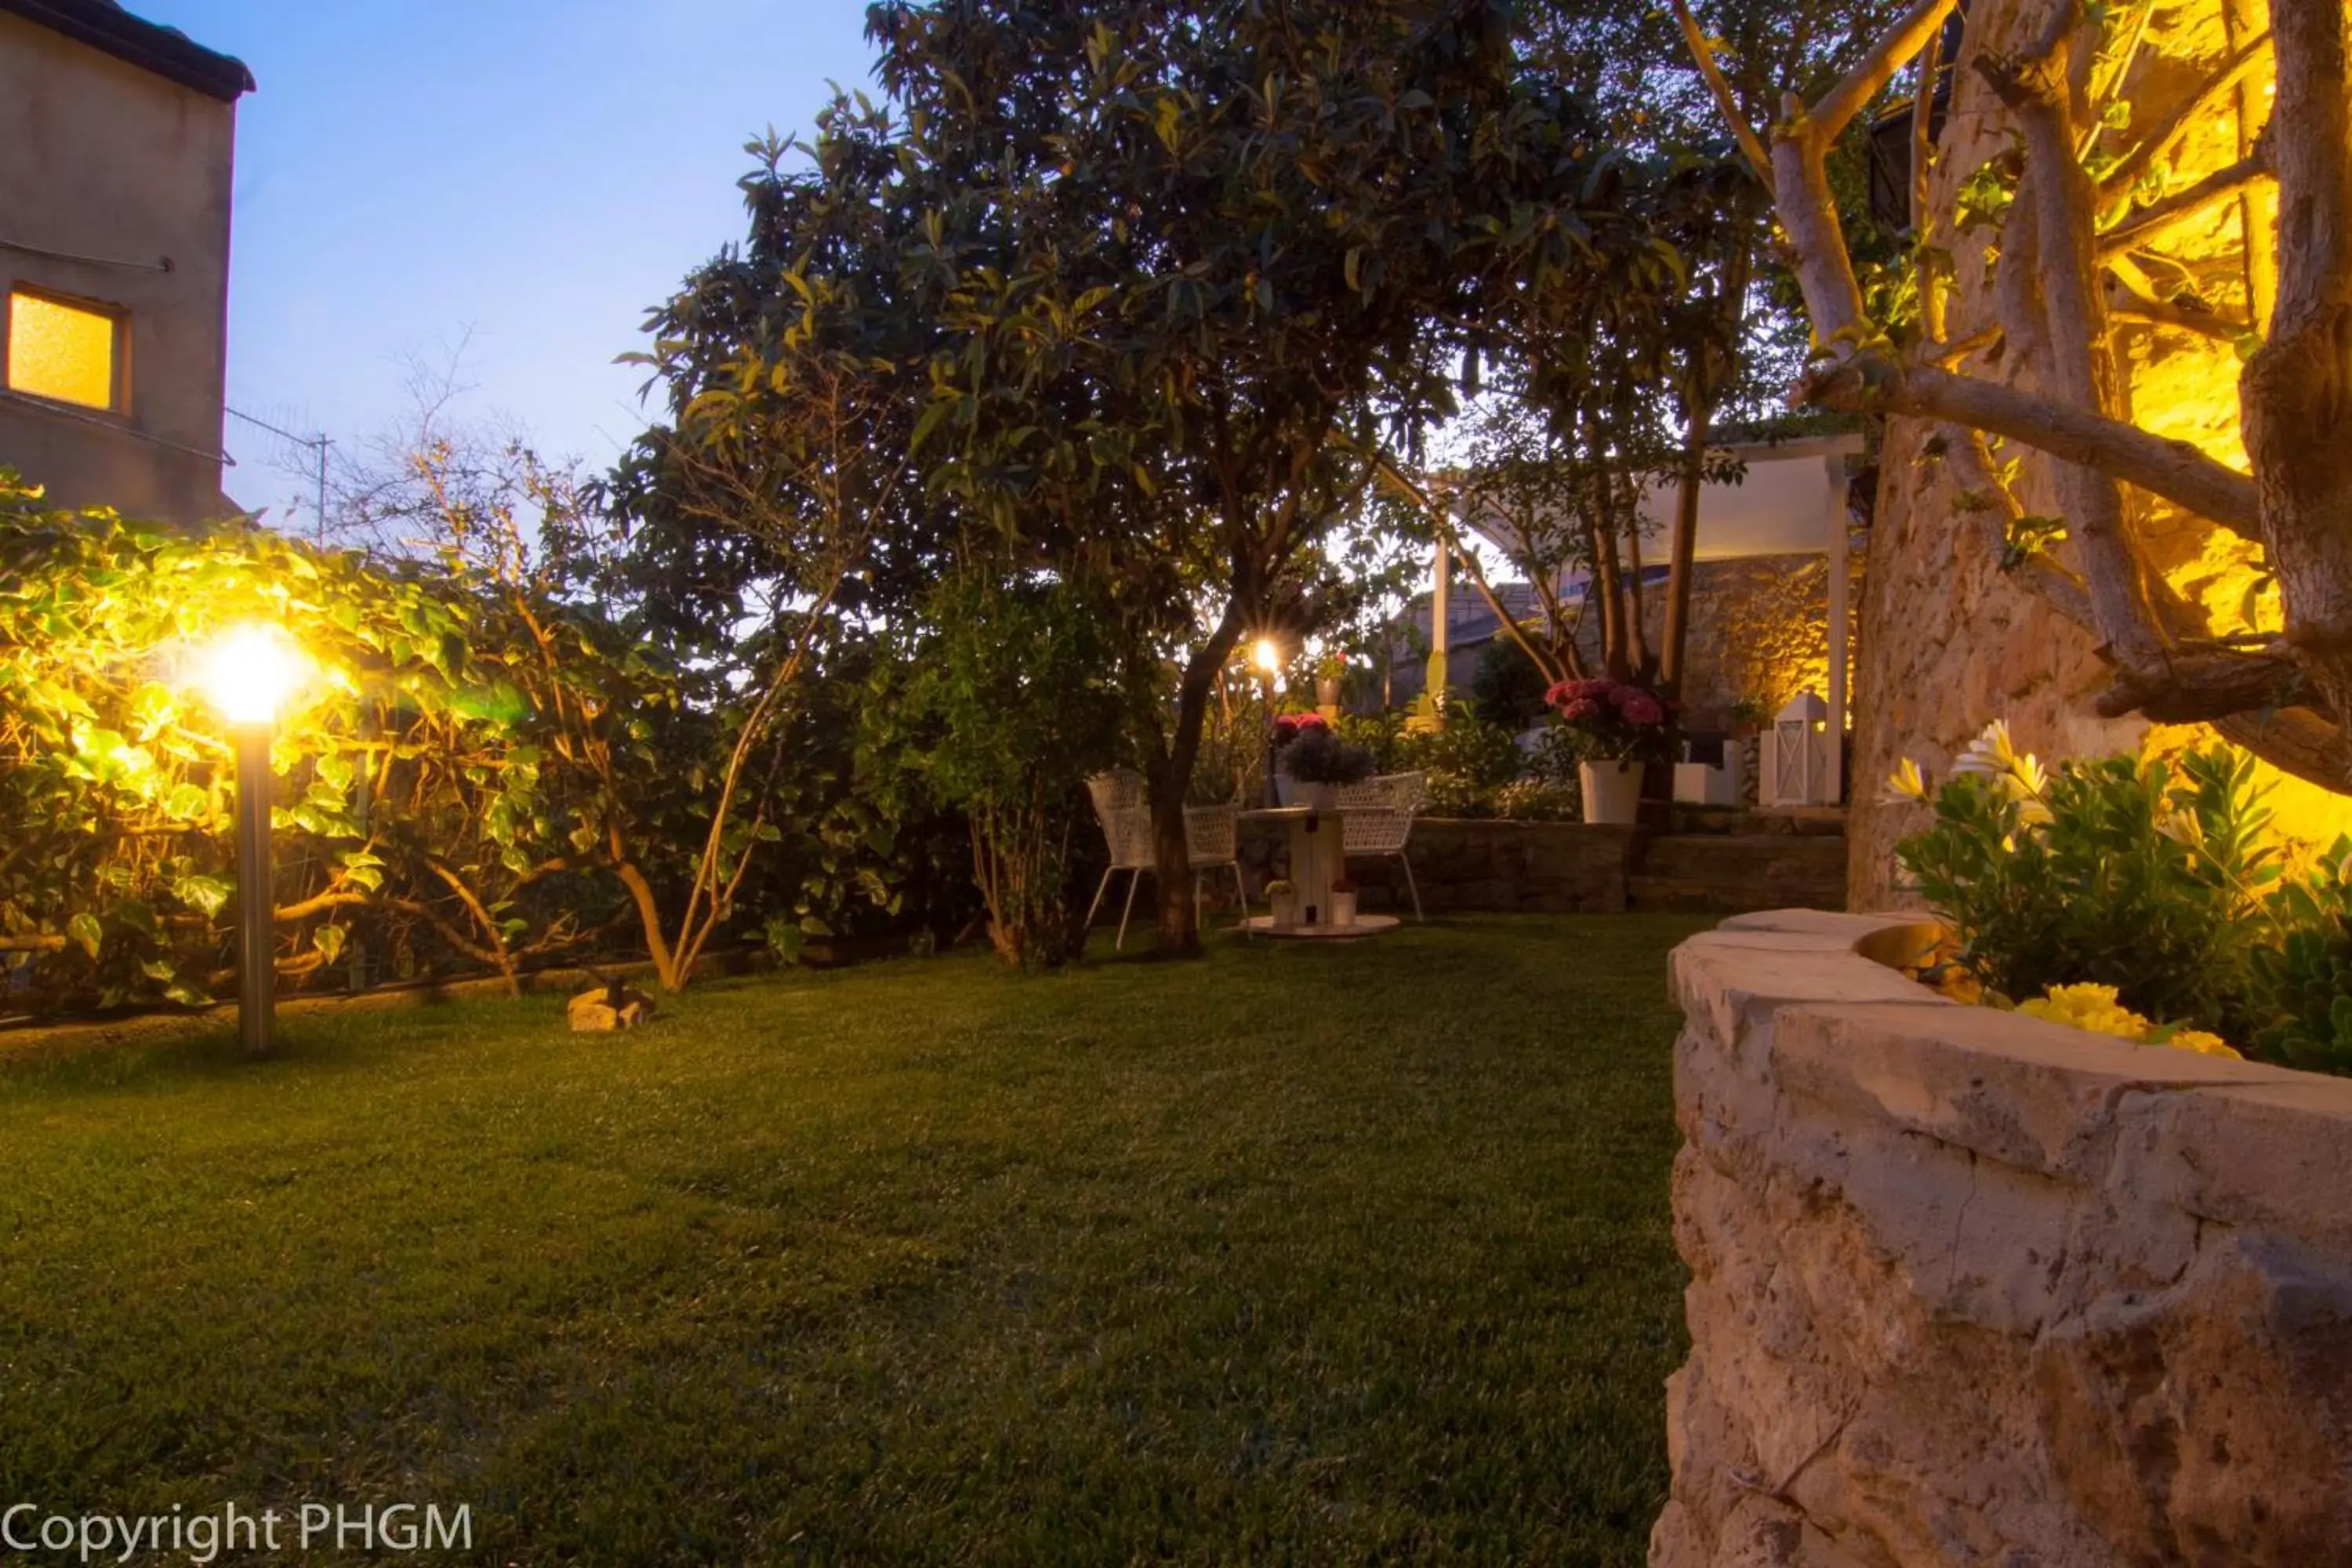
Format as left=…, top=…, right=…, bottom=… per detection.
left=1656, top=909, right=2352, bottom=1566
left=1238, top=818, right=1846, bottom=916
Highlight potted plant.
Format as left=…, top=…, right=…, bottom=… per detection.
left=1269, top=710, right=1328, bottom=805
left=1728, top=694, right=1773, bottom=738
left=1265, top=878, right=1299, bottom=931
left=1329, top=875, right=1359, bottom=928
left=1314, top=651, right=1348, bottom=713
left=1277, top=726, right=1375, bottom=811
left=1545, top=677, right=1673, bottom=826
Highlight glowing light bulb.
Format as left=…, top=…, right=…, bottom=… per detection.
left=195, top=622, right=308, bottom=727
left=1252, top=637, right=1282, bottom=675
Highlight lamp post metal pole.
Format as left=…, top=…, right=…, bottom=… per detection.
left=1262, top=673, right=1281, bottom=808
left=232, top=724, right=275, bottom=1057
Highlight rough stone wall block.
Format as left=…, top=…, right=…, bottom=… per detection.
left=1654, top=910, right=2352, bottom=1567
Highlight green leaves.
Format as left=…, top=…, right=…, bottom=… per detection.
left=1901, top=739, right=2352, bottom=1073
left=172, top=875, right=233, bottom=919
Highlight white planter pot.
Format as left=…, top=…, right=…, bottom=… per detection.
left=1276, top=775, right=1338, bottom=811
left=1330, top=891, right=1358, bottom=927
left=1269, top=893, right=1301, bottom=931
left=1580, top=759, right=1642, bottom=825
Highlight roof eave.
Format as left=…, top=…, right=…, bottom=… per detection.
left=0, top=0, right=254, bottom=102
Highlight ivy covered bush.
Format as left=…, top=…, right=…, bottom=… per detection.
left=0, top=472, right=958, bottom=1016
left=1892, top=722, right=2352, bottom=1076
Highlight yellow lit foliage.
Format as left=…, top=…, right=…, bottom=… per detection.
left=2017, top=982, right=2241, bottom=1058
left=6, top=291, right=116, bottom=410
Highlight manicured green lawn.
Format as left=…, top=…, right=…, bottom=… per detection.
left=0, top=913, right=1706, bottom=1566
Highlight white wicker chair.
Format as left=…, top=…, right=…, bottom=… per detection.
left=1182, top=803, right=1250, bottom=940
left=1340, top=770, right=1428, bottom=920
left=1084, top=772, right=1250, bottom=949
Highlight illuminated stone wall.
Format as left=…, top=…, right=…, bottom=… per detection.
left=1566, top=553, right=1846, bottom=728
left=1850, top=0, right=2352, bottom=906
left=1655, top=911, right=2352, bottom=1566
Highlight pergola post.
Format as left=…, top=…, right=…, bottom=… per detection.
left=1417, top=530, right=1450, bottom=731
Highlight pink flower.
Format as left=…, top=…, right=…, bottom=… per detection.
left=1561, top=699, right=1600, bottom=721
left=1621, top=694, right=1664, bottom=725
left=1548, top=678, right=1616, bottom=712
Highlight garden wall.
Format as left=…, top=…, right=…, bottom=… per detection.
left=1654, top=909, right=2352, bottom=1566
left=1236, top=819, right=1846, bottom=916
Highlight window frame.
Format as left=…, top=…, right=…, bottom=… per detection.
left=2, top=283, right=132, bottom=417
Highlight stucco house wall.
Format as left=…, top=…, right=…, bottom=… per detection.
left=0, top=2, right=250, bottom=522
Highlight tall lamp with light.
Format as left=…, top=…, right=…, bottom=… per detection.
left=1253, top=637, right=1283, bottom=808
left=196, top=624, right=306, bottom=1058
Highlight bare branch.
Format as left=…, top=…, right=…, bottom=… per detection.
left=1813, top=0, right=1960, bottom=142
left=2083, top=0, right=2158, bottom=154
left=2100, top=143, right=2273, bottom=256
left=1808, top=358, right=2263, bottom=537
left=0, top=935, right=67, bottom=953
left=1667, top=0, right=1773, bottom=189
left=1771, top=120, right=1868, bottom=341
left=2094, top=647, right=2317, bottom=720
left=2110, top=298, right=2246, bottom=343
left=2099, top=31, right=2272, bottom=197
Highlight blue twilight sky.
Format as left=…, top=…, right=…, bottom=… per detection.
left=132, top=0, right=881, bottom=513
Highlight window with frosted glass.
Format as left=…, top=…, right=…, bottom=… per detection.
left=6, top=290, right=122, bottom=410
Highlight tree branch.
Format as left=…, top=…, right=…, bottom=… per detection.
left=1667, top=0, right=1773, bottom=189
left=1807, top=358, right=2263, bottom=538
left=1813, top=0, right=1960, bottom=141
left=2100, top=143, right=2273, bottom=256
left=2099, top=31, right=2273, bottom=198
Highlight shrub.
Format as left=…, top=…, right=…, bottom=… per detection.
left=1524, top=724, right=1592, bottom=786
left=1424, top=770, right=1491, bottom=818
left=1491, top=779, right=1582, bottom=821
left=1881, top=724, right=2352, bottom=1072
left=862, top=572, right=1123, bottom=970
left=1470, top=637, right=1551, bottom=729
left=0, top=470, right=953, bottom=1013
left=1894, top=728, right=2276, bottom=1042
left=0, top=474, right=566, bottom=1010
left=2249, top=840, right=2352, bottom=1073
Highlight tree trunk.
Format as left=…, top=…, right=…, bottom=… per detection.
left=1149, top=602, right=1249, bottom=954
left=1661, top=231, right=1751, bottom=701
left=1590, top=510, right=1628, bottom=680
left=2243, top=0, right=2352, bottom=748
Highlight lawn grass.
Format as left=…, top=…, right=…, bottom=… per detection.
left=0, top=913, right=1708, bottom=1566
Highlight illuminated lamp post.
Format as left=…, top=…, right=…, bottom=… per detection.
left=1253, top=636, right=1284, bottom=808
left=195, top=623, right=307, bottom=1057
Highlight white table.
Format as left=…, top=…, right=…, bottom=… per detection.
left=1236, top=805, right=1399, bottom=940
